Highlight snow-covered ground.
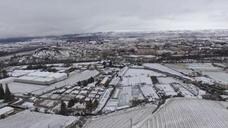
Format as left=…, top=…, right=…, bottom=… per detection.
left=165, top=64, right=194, bottom=76
left=155, top=84, right=177, bottom=96
left=171, top=83, right=195, bottom=97
left=139, top=84, right=159, bottom=101
left=194, top=76, right=215, bottom=85
left=118, top=67, right=129, bottom=77
left=119, top=68, right=159, bottom=104
left=156, top=77, right=198, bottom=97
left=109, top=76, right=121, bottom=86
left=134, top=98, right=228, bottom=128
left=0, top=77, right=15, bottom=84
left=94, top=88, right=113, bottom=113
left=14, top=71, right=67, bottom=85
left=124, top=68, right=165, bottom=77
left=203, top=71, right=228, bottom=85
left=186, top=63, right=222, bottom=71
left=31, top=70, right=99, bottom=95
left=0, top=110, right=78, bottom=128
left=157, top=77, right=179, bottom=84
left=104, top=68, right=161, bottom=112
left=0, top=77, right=46, bottom=95
left=84, top=104, right=157, bottom=128
left=181, top=83, right=200, bottom=96
left=143, top=63, right=192, bottom=80
left=4, top=82, right=46, bottom=95
left=1, top=70, right=99, bottom=96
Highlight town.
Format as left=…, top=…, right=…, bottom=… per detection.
left=0, top=31, right=228, bottom=128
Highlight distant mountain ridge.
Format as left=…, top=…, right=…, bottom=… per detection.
left=1, top=29, right=228, bottom=44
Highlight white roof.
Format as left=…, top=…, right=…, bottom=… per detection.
left=0, top=107, right=14, bottom=116
left=15, top=71, right=67, bottom=85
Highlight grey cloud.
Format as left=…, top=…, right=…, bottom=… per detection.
left=0, top=0, right=228, bottom=38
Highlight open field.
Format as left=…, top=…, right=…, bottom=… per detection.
left=135, top=98, right=228, bottom=128
left=84, top=104, right=157, bottom=128
left=0, top=110, right=78, bottom=128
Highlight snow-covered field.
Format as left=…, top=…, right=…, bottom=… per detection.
left=0, top=110, right=78, bottom=128
left=186, top=63, right=222, bottom=71
left=155, top=84, right=177, bottom=96
left=156, top=77, right=197, bottom=97
left=84, top=104, right=157, bottom=128
left=139, top=85, right=159, bottom=101
left=0, top=77, right=15, bottom=84
left=165, top=64, right=194, bottom=76
left=171, top=83, right=195, bottom=97
left=181, top=83, right=200, bottom=96
left=165, top=63, right=223, bottom=76
left=143, top=63, right=192, bottom=80
left=157, top=77, right=179, bottom=84
left=203, top=71, right=228, bottom=85
left=0, top=77, right=46, bottom=95
left=5, top=82, right=46, bottom=95
left=134, top=98, right=228, bottom=128
left=124, top=68, right=165, bottom=77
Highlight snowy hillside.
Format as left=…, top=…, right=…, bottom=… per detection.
left=32, top=47, right=78, bottom=60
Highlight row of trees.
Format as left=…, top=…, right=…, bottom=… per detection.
left=77, top=77, right=95, bottom=87
left=26, top=64, right=58, bottom=72
left=0, top=70, right=8, bottom=79
left=59, top=98, right=99, bottom=115
left=85, top=99, right=99, bottom=112
left=0, top=84, right=14, bottom=102
left=102, top=61, right=113, bottom=68
left=68, top=98, right=99, bottom=111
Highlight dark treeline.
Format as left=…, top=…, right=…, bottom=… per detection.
left=8, top=59, right=101, bottom=66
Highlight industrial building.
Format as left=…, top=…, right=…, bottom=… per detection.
left=14, top=71, right=67, bottom=85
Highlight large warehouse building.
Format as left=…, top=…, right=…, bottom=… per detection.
left=14, top=71, right=67, bottom=85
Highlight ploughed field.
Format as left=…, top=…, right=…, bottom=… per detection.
left=135, top=98, right=228, bottom=128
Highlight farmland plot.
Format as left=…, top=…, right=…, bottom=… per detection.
left=134, top=98, right=228, bottom=128
left=84, top=104, right=157, bottom=128
left=0, top=110, right=78, bottom=128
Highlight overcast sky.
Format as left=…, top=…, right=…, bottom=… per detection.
left=0, top=0, right=228, bottom=38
